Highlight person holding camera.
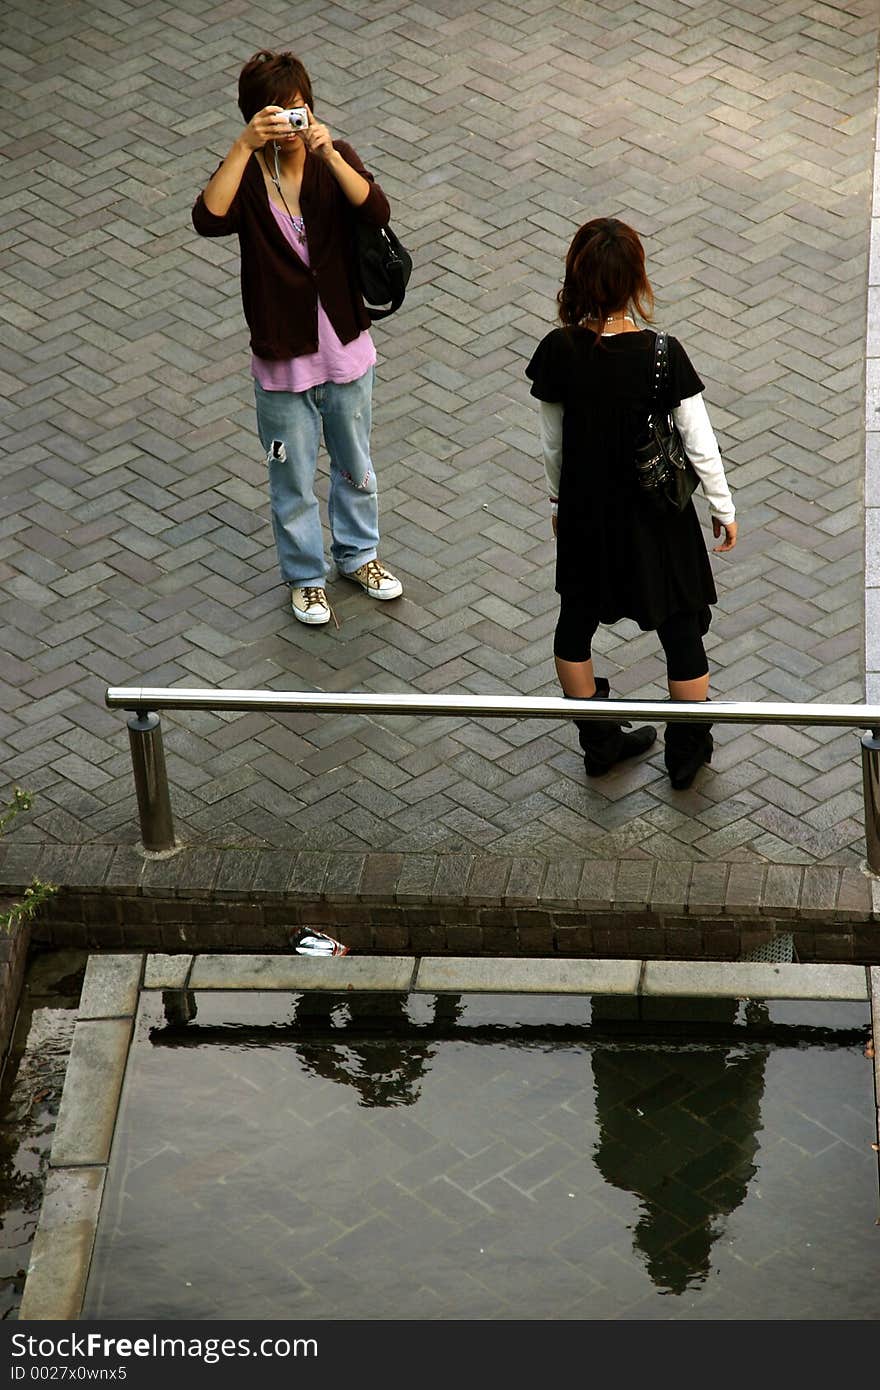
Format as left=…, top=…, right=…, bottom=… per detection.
left=192, top=49, right=402, bottom=625
left=527, top=217, right=737, bottom=790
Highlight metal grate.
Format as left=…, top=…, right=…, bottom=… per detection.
left=742, top=933, right=795, bottom=964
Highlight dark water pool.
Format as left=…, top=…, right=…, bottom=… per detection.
left=0, top=949, right=85, bottom=1320
left=81, top=989, right=879, bottom=1320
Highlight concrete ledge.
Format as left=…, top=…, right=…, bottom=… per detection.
left=18, top=1166, right=105, bottom=1320
left=187, top=953, right=416, bottom=991
left=415, top=957, right=641, bottom=994
left=642, top=961, right=869, bottom=1000
left=50, top=1018, right=133, bottom=1166
left=78, top=952, right=143, bottom=1019
left=143, top=953, right=193, bottom=989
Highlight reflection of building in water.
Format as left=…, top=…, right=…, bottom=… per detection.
left=161, top=990, right=197, bottom=1026
left=591, top=999, right=769, bottom=1295
left=292, top=992, right=463, bottom=1108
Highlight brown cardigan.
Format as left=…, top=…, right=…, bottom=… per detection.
left=192, top=142, right=390, bottom=360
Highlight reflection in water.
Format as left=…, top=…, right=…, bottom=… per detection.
left=151, top=992, right=864, bottom=1293
left=128, top=990, right=874, bottom=1320
left=591, top=999, right=769, bottom=1295
left=292, top=992, right=464, bottom=1107
left=161, top=990, right=198, bottom=1026
left=155, top=990, right=465, bottom=1108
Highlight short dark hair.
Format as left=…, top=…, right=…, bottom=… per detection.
left=237, top=50, right=314, bottom=122
left=558, top=217, right=654, bottom=336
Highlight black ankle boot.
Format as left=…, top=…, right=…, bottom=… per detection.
left=567, top=679, right=657, bottom=777
left=664, top=715, right=713, bottom=790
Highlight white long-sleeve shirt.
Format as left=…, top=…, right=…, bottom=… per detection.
left=539, top=393, right=735, bottom=525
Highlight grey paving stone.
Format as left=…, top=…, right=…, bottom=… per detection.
left=835, top=868, right=873, bottom=919
left=465, top=855, right=511, bottom=902
left=800, top=866, right=843, bottom=918
left=432, top=853, right=474, bottom=899
left=540, top=858, right=583, bottom=906
left=614, top=860, right=656, bottom=909
left=77, top=953, right=143, bottom=1019
left=643, top=961, right=869, bottom=1001
left=761, top=864, right=804, bottom=915
left=414, top=956, right=641, bottom=995
left=689, top=863, right=730, bottom=914
left=51, top=1018, right=132, bottom=1167
left=650, top=861, right=693, bottom=911
left=396, top=854, right=438, bottom=900
left=724, top=863, right=768, bottom=913
left=359, top=853, right=403, bottom=899
left=323, top=853, right=367, bottom=898
left=187, top=953, right=415, bottom=991
left=143, top=954, right=194, bottom=989
left=578, top=860, right=617, bottom=908
left=18, top=1166, right=105, bottom=1321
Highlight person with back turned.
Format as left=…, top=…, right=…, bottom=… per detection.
left=526, top=217, right=737, bottom=789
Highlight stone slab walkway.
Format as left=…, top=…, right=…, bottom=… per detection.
left=1, top=0, right=880, bottom=920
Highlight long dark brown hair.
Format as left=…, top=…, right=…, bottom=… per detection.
left=557, top=217, right=654, bottom=338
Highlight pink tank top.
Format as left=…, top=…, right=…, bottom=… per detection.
left=252, top=201, right=376, bottom=393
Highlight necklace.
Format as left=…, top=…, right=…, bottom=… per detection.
left=269, top=145, right=306, bottom=243
left=600, top=311, right=636, bottom=336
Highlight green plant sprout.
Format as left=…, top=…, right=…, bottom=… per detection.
left=0, top=788, right=56, bottom=934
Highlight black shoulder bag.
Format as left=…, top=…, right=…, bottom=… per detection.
left=633, top=331, right=700, bottom=512
left=354, top=221, right=413, bottom=321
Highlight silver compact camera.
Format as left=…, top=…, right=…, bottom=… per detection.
left=280, top=106, right=309, bottom=130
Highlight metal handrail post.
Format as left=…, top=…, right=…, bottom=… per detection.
left=861, top=729, right=880, bottom=875
left=127, top=711, right=175, bottom=853
left=106, top=687, right=880, bottom=868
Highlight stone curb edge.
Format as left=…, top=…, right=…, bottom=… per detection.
left=1, top=844, right=878, bottom=923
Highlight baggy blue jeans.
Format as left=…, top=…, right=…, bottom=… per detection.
left=254, top=368, right=380, bottom=588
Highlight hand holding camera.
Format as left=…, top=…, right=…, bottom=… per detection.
left=296, top=105, right=335, bottom=163
left=241, top=102, right=335, bottom=165
left=279, top=106, right=309, bottom=130
left=240, top=105, right=309, bottom=152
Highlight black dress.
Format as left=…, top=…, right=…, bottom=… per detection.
left=526, top=327, right=717, bottom=633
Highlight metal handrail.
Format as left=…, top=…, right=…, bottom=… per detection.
left=105, top=686, right=880, bottom=726
left=104, top=685, right=880, bottom=869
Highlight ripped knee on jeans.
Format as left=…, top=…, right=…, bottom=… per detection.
left=267, top=440, right=287, bottom=464
left=340, top=467, right=374, bottom=490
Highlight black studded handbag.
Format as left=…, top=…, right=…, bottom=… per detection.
left=353, top=221, right=413, bottom=322
left=633, top=331, right=700, bottom=512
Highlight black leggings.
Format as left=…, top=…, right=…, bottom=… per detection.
left=554, top=599, right=708, bottom=682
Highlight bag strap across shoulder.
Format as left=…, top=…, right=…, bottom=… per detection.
left=651, top=330, right=669, bottom=407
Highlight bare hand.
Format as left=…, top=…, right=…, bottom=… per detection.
left=712, top=517, right=738, bottom=552
left=241, top=105, right=299, bottom=152
left=298, top=106, right=335, bottom=162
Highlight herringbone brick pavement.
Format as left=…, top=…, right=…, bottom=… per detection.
left=1, top=0, right=877, bottom=870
